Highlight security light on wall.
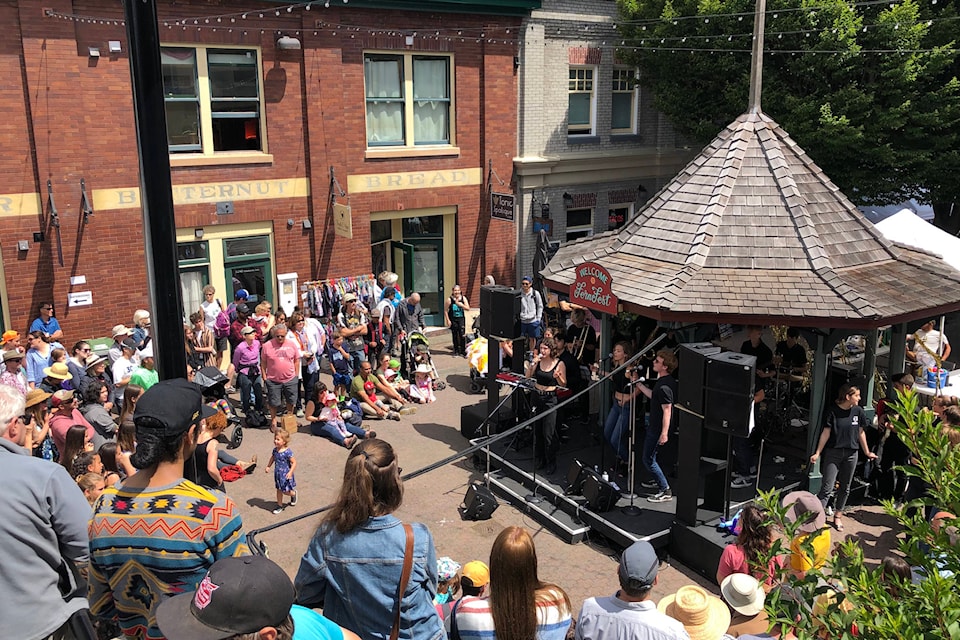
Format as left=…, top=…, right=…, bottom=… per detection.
left=194, top=228, right=204, bottom=239
left=562, top=192, right=574, bottom=207
left=88, top=47, right=101, bottom=58
left=277, top=35, right=302, bottom=50
left=108, top=40, right=122, bottom=53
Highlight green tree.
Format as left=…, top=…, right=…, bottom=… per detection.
left=755, top=389, right=960, bottom=638
left=616, top=0, right=960, bottom=209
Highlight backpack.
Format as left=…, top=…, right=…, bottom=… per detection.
left=245, top=409, right=268, bottom=429
left=214, top=300, right=231, bottom=338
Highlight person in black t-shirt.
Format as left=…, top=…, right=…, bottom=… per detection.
left=774, top=327, right=808, bottom=374
left=810, top=384, right=877, bottom=532
left=731, top=327, right=775, bottom=486
left=636, top=349, right=677, bottom=502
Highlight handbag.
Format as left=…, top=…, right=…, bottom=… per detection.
left=391, top=523, right=415, bottom=640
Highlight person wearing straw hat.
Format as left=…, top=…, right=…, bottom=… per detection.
left=0, top=350, right=28, bottom=396
left=720, top=574, right=768, bottom=637
left=658, top=585, right=731, bottom=640
left=576, top=540, right=688, bottom=640
left=108, top=324, right=134, bottom=365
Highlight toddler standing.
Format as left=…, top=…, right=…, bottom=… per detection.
left=266, top=429, right=297, bottom=514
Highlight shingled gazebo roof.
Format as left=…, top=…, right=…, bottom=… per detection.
left=542, top=110, right=960, bottom=329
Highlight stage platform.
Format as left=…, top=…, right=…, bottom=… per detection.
left=472, top=413, right=806, bottom=576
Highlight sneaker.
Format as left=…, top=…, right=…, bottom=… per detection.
left=290, top=491, right=298, bottom=506
left=398, top=407, right=417, bottom=415
left=647, top=488, right=673, bottom=503
left=640, top=479, right=660, bottom=489
left=825, top=505, right=834, bottom=517
left=366, top=430, right=377, bottom=439
left=731, top=475, right=755, bottom=488
left=388, top=411, right=401, bottom=421
left=296, top=408, right=305, bottom=418
left=272, top=505, right=285, bottom=514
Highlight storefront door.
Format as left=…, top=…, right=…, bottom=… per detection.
left=223, top=235, right=273, bottom=306
left=390, top=241, right=414, bottom=297
left=408, top=239, right=443, bottom=326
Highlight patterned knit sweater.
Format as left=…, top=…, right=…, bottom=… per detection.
left=88, top=478, right=248, bottom=639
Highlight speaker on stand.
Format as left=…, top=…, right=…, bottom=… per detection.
left=703, top=352, right=756, bottom=437
left=479, top=285, right=521, bottom=340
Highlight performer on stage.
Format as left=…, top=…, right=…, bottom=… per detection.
left=635, top=349, right=677, bottom=503
left=525, top=337, right=566, bottom=475
left=602, top=342, right=639, bottom=476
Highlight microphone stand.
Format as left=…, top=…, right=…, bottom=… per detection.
left=525, top=395, right=542, bottom=504
left=622, top=375, right=645, bottom=516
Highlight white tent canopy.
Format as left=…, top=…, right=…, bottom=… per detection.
left=874, top=209, right=960, bottom=273
left=859, top=198, right=935, bottom=224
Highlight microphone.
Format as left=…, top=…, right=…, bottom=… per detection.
left=601, top=353, right=614, bottom=362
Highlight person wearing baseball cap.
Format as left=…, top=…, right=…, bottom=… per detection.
left=576, top=540, right=688, bottom=640
left=157, top=555, right=361, bottom=640
left=88, top=379, right=249, bottom=639
left=440, top=560, right=490, bottom=634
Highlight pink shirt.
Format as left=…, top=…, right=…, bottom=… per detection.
left=716, top=543, right=786, bottom=587
left=261, top=338, right=299, bottom=383
left=49, top=408, right=96, bottom=456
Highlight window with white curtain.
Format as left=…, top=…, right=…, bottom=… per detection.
left=364, top=52, right=453, bottom=148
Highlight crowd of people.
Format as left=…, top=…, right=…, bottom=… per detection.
left=2, top=286, right=957, bottom=640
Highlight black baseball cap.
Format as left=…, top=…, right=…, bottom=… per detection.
left=134, top=378, right=207, bottom=436
left=156, top=556, right=295, bottom=639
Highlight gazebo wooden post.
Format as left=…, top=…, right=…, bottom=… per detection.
left=862, top=329, right=880, bottom=422
left=889, top=323, right=908, bottom=377
left=805, top=332, right=830, bottom=494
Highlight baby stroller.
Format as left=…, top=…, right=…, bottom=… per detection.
left=405, top=331, right=446, bottom=391
left=193, top=365, right=244, bottom=449
left=466, top=336, right=489, bottom=393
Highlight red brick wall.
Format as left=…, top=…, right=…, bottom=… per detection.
left=1, top=1, right=520, bottom=339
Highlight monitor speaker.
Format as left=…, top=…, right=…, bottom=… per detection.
left=678, top=343, right=722, bottom=414
left=565, top=458, right=599, bottom=496
left=480, top=285, right=521, bottom=340
left=704, top=352, right=756, bottom=437
left=583, top=473, right=620, bottom=512
left=460, top=401, right=514, bottom=439
left=461, top=482, right=499, bottom=520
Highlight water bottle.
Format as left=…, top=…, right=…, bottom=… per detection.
left=601, top=470, right=609, bottom=482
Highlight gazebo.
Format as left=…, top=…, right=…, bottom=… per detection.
left=540, top=3, right=960, bottom=490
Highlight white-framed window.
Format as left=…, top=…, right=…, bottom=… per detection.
left=568, top=66, right=596, bottom=136
left=608, top=204, right=633, bottom=231
left=161, top=46, right=265, bottom=155
left=611, top=67, right=638, bottom=134
left=565, top=208, right=594, bottom=241
left=364, top=53, right=454, bottom=148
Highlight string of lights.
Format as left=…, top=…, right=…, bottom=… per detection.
left=42, top=1, right=958, bottom=54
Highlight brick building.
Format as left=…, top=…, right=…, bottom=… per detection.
left=513, top=0, right=695, bottom=287
left=0, top=0, right=537, bottom=340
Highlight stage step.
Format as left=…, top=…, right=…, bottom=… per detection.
left=485, top=471, right=591, bottom=544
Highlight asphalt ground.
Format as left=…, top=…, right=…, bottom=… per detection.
left=220, top=329, right=902, bottom=617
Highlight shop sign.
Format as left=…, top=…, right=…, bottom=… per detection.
left=93, top=178, right=310, bottom=211
left=334, top=203, right=353, bottom=239
left=490, top=192, right=515, bottom=222
left=347, top=168, right=482, bottom=194
left=570, top=261, right=617, bottom=315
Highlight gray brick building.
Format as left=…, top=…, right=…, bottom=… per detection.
left=512, top=0, right=695, bottom=288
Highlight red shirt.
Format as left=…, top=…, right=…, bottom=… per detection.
left=49, top=408, right=96, bottom=455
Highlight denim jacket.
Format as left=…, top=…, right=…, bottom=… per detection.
left=295, top=515, right=443, bottom=640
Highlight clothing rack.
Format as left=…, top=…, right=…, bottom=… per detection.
left=301, top=274, right=380, bottom=320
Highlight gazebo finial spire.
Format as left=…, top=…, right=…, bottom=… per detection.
left=748, top=0, right=766, bottom=113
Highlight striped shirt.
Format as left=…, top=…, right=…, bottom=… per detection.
left=88, top=478, right=248, bottom=639
left=456, top=591, right=572, bottom=640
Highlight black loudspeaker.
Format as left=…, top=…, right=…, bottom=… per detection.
left=564, top=458, right=599, bottom=496
left=704, top=352, right=756, bottom=437
left=583, top=473, right=620, bottom=512
left=678, top=343, right=722, bottom=414
left=480, top=285, right=521, bottom=340
left=460, top=401, right=514, bottom=439
left=461, top=482, right=499, bottom=520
